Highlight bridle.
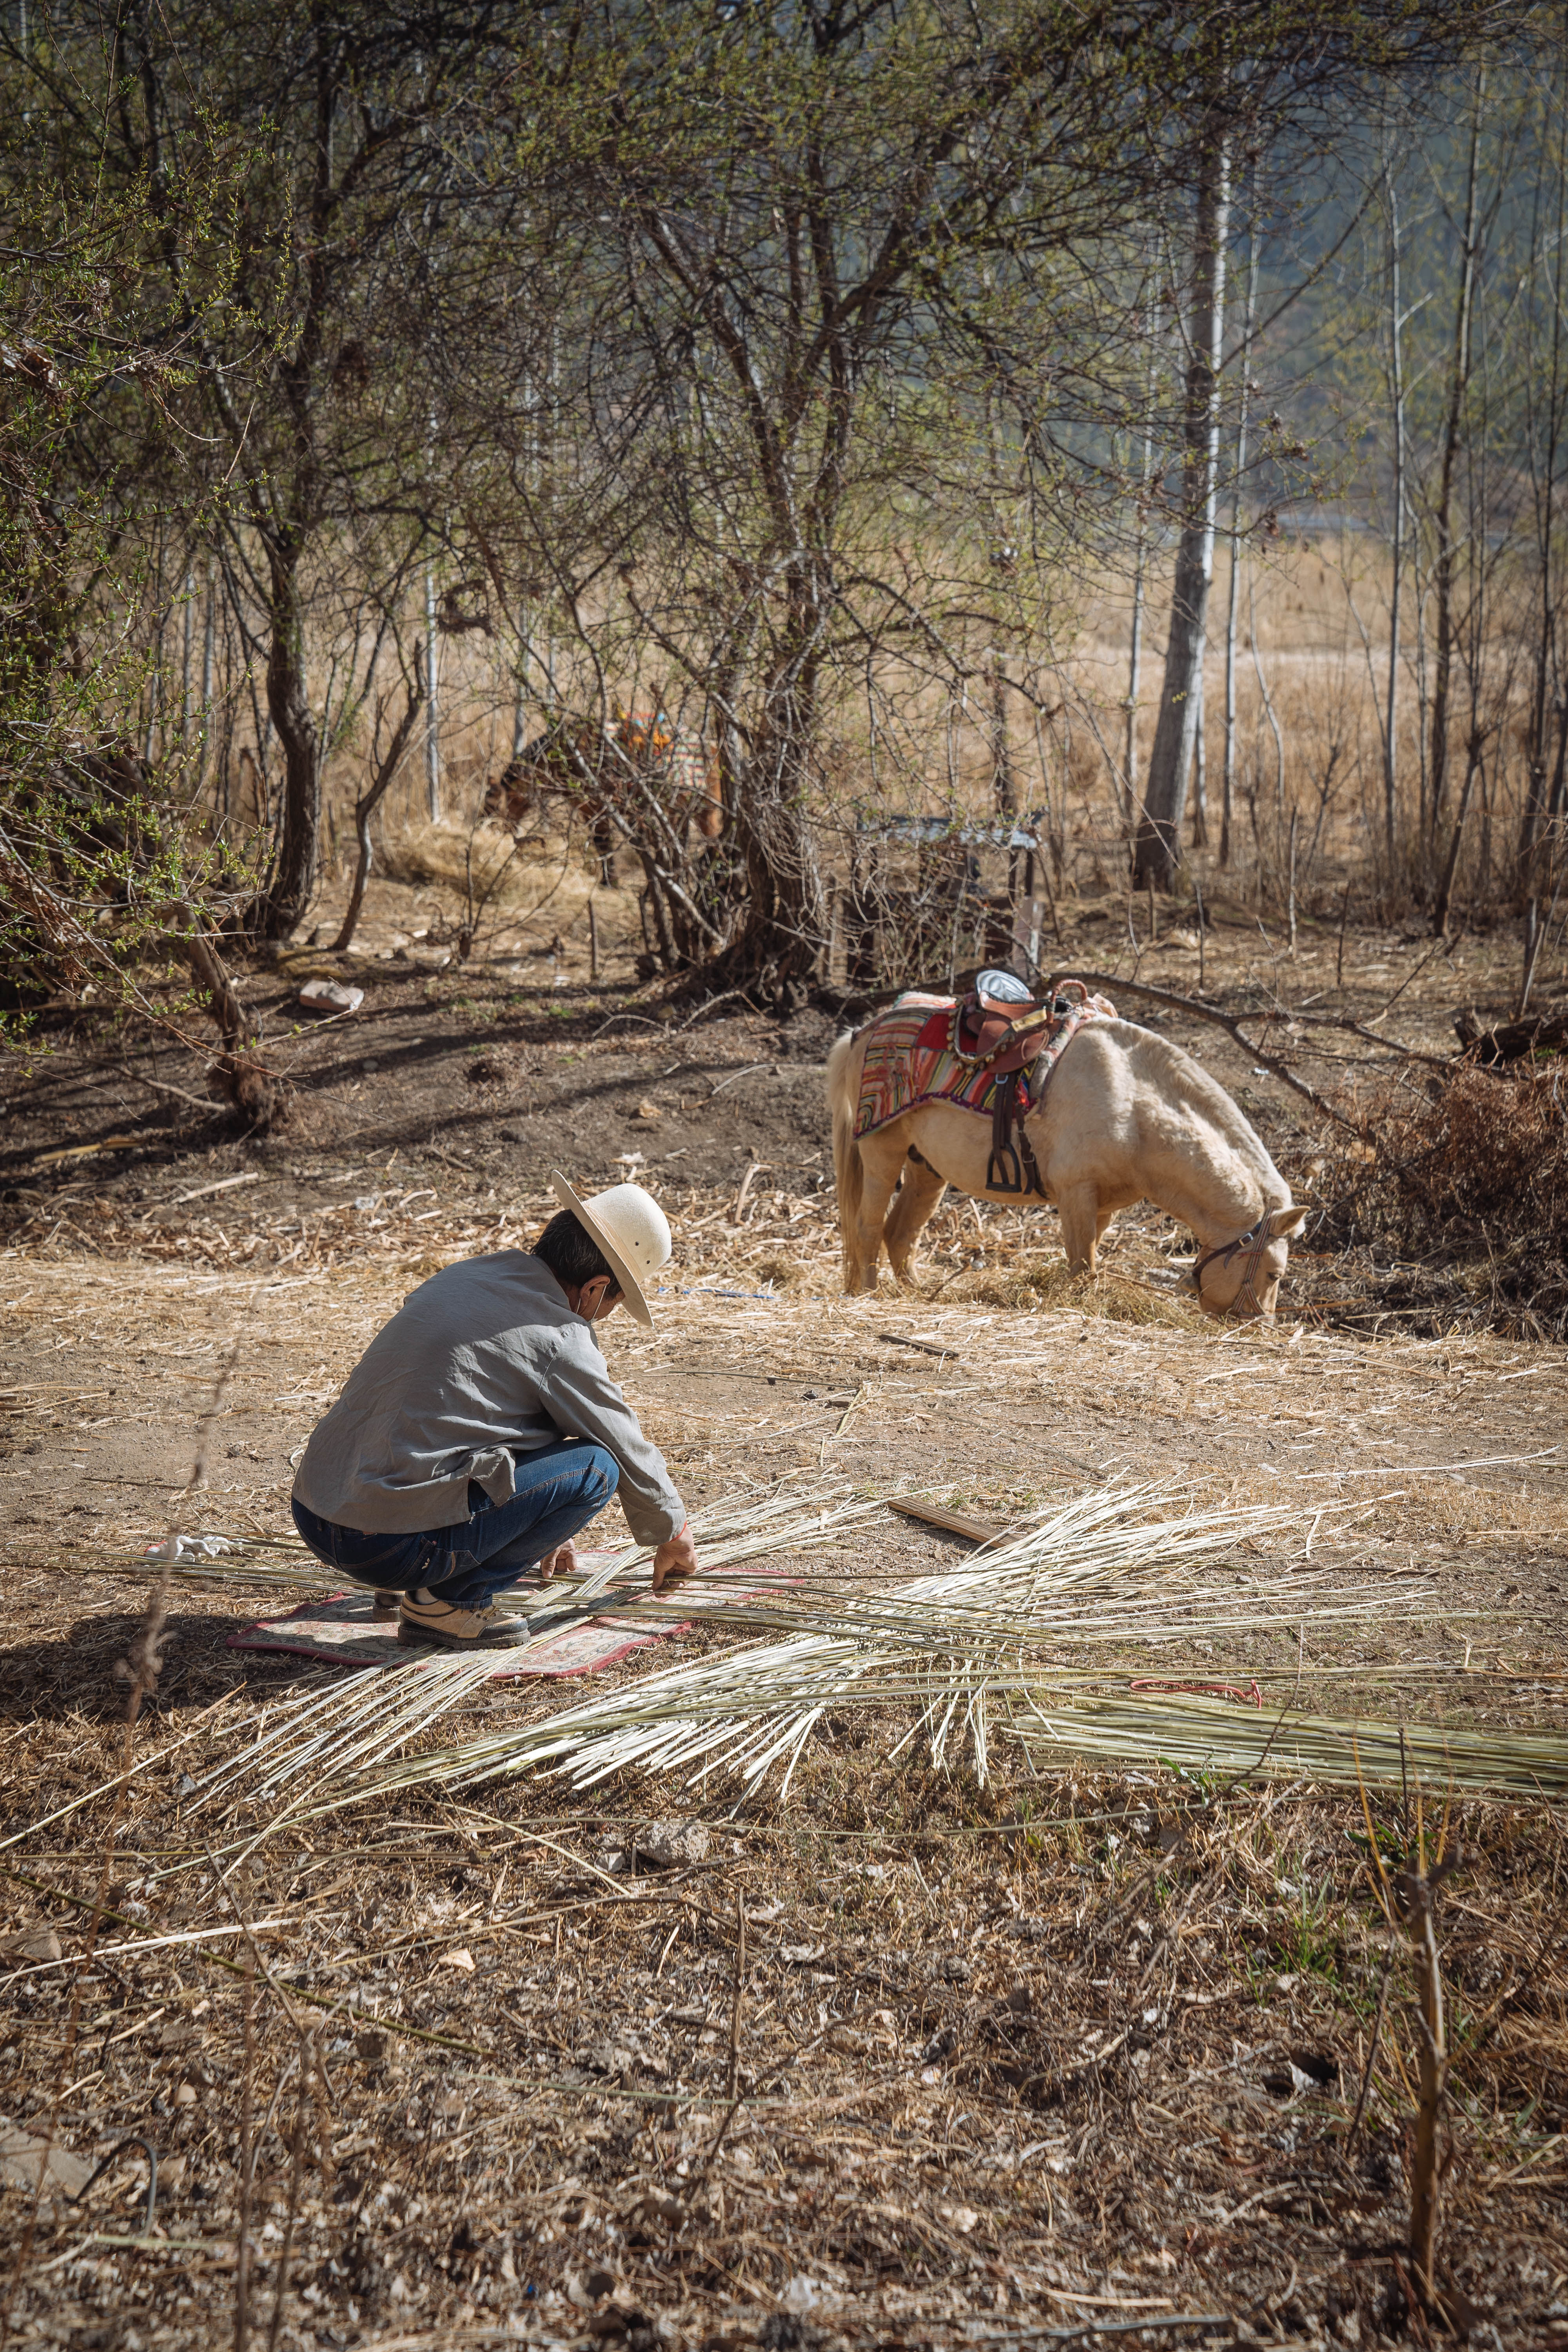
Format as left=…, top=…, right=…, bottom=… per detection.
left=1191, top=1212, right=1276, bottom=1320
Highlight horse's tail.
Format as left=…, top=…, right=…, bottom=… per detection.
left=826, top=1030, right=864, bottom=1274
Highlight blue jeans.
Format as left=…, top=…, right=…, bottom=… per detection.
left=291, top=1437, right=619, bottom=1611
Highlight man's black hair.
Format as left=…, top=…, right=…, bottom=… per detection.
left=534, top=1208, right=622, bottom=1294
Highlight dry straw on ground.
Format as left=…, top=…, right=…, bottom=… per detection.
left=2, top=1235, right=1566, bottom=2347
left=0, top=1171, right=1221, bottom=1324
left=1, top=1719, right=1564, bottom=2348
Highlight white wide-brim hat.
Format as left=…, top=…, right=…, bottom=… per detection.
left=549, top=1171, right=672, bottom=1328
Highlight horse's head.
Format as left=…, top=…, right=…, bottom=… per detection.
left=485, top=757, right=548, bottom=826
left=1190, top=1204, right=1308, bottom=1321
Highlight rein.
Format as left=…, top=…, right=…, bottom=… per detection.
left=1191, top=1212, right=1275, bottom=1319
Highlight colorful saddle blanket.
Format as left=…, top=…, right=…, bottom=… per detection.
left=854, top=980, right=1116, bottom=1141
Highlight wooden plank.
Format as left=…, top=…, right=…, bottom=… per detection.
left=886, top=1497, right=1007, bottom=1547
left=876, top=1330, right=962, bottom=1361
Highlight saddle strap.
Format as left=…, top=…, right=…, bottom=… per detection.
left=985, top=1066, right=1048, bottom=1198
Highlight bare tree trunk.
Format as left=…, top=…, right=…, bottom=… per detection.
left=1432, top=733, right=1481, bottom=935
left=1135, top=120, right=1230, bottom=891
left=334, top=648, right=428, bottom=953
left=255, top=553, right=321, bottom=940
left=200, top=553, right=216, bottom=790
left=990, top=650, right=1016, bottom=821
left=1125, top=310, right=1158, bottom=821
left=640, top=856, right=678, bottom=967
left=1125, top=553, right=1146, bottom=830
left=713, top=568, right=830, bottom=991
left=1383, top=158, right=1407, bottom=871
left=424, top=558, right=441, bottom=821
left=984, top=392, right=1018, bottom=846
left=724, top=748, right=829, bottom=990
left=991, top=646, right=1018, bottom=897
left=1191, top=681, right=1207, bottom=846
left=1548, top=712, right=1568, bottom=827
left=1428, top=75, right=1485, bottom=867
left=339, top=809, right=377, bottom=957
left=184, top=921, right=286, bottom=1129
left=1221, top=228, right=1258, bottom=871
left=180, top=563, right=194, bottom=748
left=1521, top=38, right=1568, bottom=882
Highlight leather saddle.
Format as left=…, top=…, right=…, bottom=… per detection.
left=955, top=993, right=1058, bottom=1070
left=950, top=975, right=1095, bottom=1198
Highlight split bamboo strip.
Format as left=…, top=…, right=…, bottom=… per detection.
left=178, top=1485, right=1544, bottom=1833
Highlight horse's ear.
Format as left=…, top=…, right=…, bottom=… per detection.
left=1268, top=1204, right=1309, bottom=1240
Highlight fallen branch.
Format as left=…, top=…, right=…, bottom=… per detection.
left=131, top=1069, right=219, bottom=1114
left=1454, top=1002, right=1568, bottom=1067
left=1044, top=970, right=1452, bottom=1130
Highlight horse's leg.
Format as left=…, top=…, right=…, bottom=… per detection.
left=1057, top=1181, right=1102, bottom=1275
left=883, top=1152, right=947, bottom=1287
left=594, top=807, right=617, bottom=887
left=846, top=1131, right=907, bottom=1294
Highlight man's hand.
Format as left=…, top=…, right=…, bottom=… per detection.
left=652, top=1523, right=699, bottom=1594
left=537, top=1540, right=579, bottom=1582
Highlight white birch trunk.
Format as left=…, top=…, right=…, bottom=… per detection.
left=1134, top=124, right=1231, bottom=891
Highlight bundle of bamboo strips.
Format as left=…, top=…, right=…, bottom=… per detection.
left=61, top=1474, right=883, bottom=1604
left=117, top=1480, right=891, bottom=1878
left=1004, top=1688, right=1568, bottom=1797
left=158, top=1484, right=1567, bottom=1857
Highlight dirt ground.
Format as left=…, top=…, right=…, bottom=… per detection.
left=0, top=873, right=1565, bottom=2351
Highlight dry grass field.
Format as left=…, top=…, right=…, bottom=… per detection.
left=317, top=530, right=1549, bottom=954
left=2, top=860, right=1566, bottom=2349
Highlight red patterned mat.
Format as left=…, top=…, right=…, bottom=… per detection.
left=228, top=1565, right=769, bottom=1680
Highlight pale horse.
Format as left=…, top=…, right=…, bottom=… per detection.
left=827, top=1016, right=1309, bottom=1319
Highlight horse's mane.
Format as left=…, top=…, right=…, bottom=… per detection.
left=1108, top=1018, right=1284, bottom=1188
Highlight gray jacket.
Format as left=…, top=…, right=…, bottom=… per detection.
left=292, top=1250, right=685, bottom=1544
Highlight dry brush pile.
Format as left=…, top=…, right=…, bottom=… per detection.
left=1313, top=1059, right=1568, bottom=1342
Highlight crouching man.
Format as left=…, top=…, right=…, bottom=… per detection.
left=291, top=1173, right=697, bottom=1649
